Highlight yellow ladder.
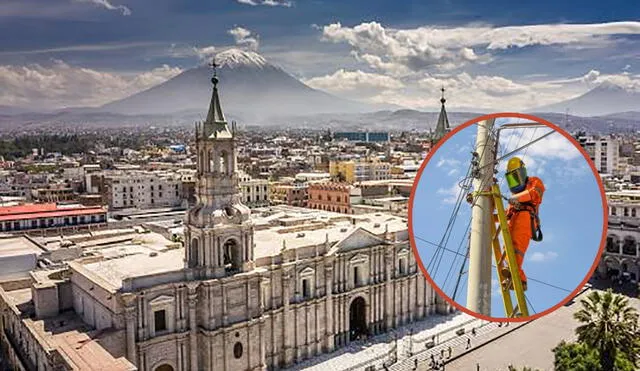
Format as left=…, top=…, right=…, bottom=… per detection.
left=489, top=183, right=529, bottom=318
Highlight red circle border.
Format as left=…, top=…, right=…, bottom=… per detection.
left=407, top=112, right=609, bottom=322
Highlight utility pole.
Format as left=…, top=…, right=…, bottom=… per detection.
left=466, top=118, right=496, bottom=316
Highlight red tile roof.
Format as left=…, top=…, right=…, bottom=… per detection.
left=0, top=203, right=106, bottom=222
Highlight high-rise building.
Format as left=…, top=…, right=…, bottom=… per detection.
left=576, top=135, right=620, bottom=174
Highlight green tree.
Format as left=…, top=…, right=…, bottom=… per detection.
left=506, top=366, right=540, bottom=371
left=573, top=289, right=640, bottom=370
left=553, top=341, right=601, bottom=371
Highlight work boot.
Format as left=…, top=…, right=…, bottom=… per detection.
left=501, top=278, right=528, bottom=291
left=501, top=267, right=511, bottom=279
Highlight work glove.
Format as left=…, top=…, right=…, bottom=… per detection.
left=508, top=196, right=520, bottom=208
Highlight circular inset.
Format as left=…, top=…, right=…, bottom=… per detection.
left=409, top=113, right=607, bottom=321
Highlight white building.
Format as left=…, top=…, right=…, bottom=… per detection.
left=599, top=190, right=640, bottom=283
left=104, top=171, right=183, bottom=210
left=238, top=171, right=269, bottom=208
left=577, top=135, right=620, bottom=174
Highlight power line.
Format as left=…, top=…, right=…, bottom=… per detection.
left=431, top=135, right=490, bottom=288
left=414, top=235, right=572, bottom=294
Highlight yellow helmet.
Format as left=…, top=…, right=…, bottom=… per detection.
left=506, top=157, right=524, bottom=173
left=505, top=157, right=527, bottom=193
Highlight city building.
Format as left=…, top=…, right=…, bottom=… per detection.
left=0, top=203, right=107, bottom=234
left=269, top=181, right=308, bottom=207
left=238, top=171, right=270, bottom=208
left=307, top=182, right=362, bottom=214
left=97, top=171, right=184, bottom=210
left=329, top=160, right=391, bottom=184
left=0, top=69, right=452, bottom=371
left=333, top=132, right=390, bottom=143
left=576, top=135, right=620, bottom=174
left=599, top=190, right=640, bottom=283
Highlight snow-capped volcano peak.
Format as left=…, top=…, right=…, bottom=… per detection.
left=214, top=48, right=268, bottom=69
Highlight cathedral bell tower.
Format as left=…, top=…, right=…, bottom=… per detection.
left=184, top=60, right=254, bottom=278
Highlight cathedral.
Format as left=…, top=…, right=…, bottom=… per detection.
left=0, top=65, right=452, bottom=371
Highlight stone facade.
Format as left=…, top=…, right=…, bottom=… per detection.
left=598, top=191, right=640, bottom=282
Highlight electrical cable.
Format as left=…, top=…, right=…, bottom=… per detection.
left=414, top=235, right=572, bottom=294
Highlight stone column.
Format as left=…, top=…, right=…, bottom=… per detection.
left=187, top=284, right=199, bottom=371
left=384, top=247, right=394, bottom=330
left=324, top=265, right=334, bottom=351
left=283, top=270, right=294, bottom=366
left=122, top=294, right=138, bottom=367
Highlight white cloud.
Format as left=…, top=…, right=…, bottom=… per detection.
left=528, top=251, right=558, bottom=262
left=366, top=72, right=578, bottom=111
left=303, top=69, right=404, bottom=95
left=0, top=60, right=182, bottom=108
left=437, top=181, right=463, bottom=204
left=228, top=26, right=260, bottom=51
left=74, top=0, right=131, bottom=15
left=236, top=0, right=292, bottom=7
left=436, top=158, right=461, bottom=168
left=447, top=169, right=459, bottom=177
left=193, top=46, right=217, bottom=60
left=501, top=128, right=581, bottom=161
left=321, top=21, right=640, bottom=72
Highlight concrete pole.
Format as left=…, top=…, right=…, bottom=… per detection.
left=466, top=118, right=496, bottom=316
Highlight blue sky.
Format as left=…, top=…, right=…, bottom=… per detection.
left=411, top=117, right=605, bottom=318
left=1, top=0, right=640, bottom=110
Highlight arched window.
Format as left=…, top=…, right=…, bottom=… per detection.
left=223, top=239, right=241, bottom=273
left=208, top=150, right=215, bottom=173
left=218, top=152, right=226, bottom=174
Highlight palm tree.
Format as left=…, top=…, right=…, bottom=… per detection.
left=573, top=289, right=640, bottom=370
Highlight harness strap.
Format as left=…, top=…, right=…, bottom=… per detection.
left=510, top=202, right=543, bottom=242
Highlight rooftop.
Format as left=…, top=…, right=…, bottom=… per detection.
left=0, top=203, right=106, bottom=222
left=77, top=206, right=407, bottom=289
left=0, top=236, right=43, bottom=258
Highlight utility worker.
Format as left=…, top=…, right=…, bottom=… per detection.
left=501, top=157, right=545, bottom=291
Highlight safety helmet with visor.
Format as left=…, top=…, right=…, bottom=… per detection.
left=505, top=157, right=528, bottom=193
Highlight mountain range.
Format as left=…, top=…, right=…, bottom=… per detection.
left=532, top=82, right=640, bottom=117
left=1, top=48, right=639, bottom=127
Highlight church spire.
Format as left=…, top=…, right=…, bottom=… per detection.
left=206, top=59, right=226, bottom=124
left=434, top=86, right=450, bottom=141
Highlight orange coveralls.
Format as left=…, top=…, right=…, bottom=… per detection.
left=505, top=176, right=545, bottom=284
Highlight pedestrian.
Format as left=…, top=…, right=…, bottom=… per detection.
left=472, top=327, right=476, bottom=336
left=476, top=363, right=480, bottom=371
left=441, top=348, right=445, bottom=358
left=447, top=346, right=452, bottom=358
left=466, top=338, right=471, bottom=349
left=414, top=358, right=418, bottom=370
left=431, top=353, right=435, bottom=363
